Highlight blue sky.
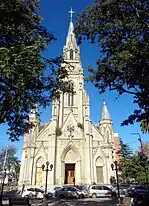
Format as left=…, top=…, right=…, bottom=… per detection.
left=0, top=0, right=148, bottom=159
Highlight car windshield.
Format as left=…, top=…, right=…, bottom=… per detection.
left=54, top=187, right=61, bottom=190
left=102, top=186, right=112, bottom=191
left=76, top=186, right=85, bottom=190
left=27, top=188, right=35, bottom=191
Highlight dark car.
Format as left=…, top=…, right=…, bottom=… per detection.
left=126, top=186, right=149, bottom=197
left=114, top=184, right=130, bottom=197
left=3, top=190, right=19, bottom=197
left=55, top=186, right=83, bottom=199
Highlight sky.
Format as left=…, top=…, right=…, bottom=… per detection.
left=0, top=0, right=148, bottom=159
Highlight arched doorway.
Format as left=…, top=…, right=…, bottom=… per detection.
left=35, top=157, right=44, bottom=186
left=64, top=149, right=76, bottom=184
left=61, top=145, right=81, bottom=185
left=96, top=157, right=103, bottom=183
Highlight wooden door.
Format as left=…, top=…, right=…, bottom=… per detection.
left=35, top=167, right=43, bottom=185
left=67, top=170, right=74, bottom=184
left=96, top=166, right=103, bottom=183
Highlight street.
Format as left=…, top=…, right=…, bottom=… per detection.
left=3, top=197, right=118, bottom=206
left=47, top=198, right=118, bottom=206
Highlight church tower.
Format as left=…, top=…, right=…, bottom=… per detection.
left=52, top=8, right=89, bottom=127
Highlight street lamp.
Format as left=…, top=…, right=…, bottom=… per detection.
left=42, top=161, right=53, bottom=194
left=131, top=133, right=143, bottom=153
left=111, top=161, right=120, bottom=199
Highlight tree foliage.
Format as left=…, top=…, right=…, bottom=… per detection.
left=119, top=139, right=133, bottom=180
left=142, top=142, right=149, bottom=157
left=0, top=0, right=67, bottom=140
left=127, top=153, right=149, bottom=184
left=118, top=140, right=149, bottom=183
left=0, top=146, right=20, bottom=182
left=76, top=0, right=149, bottom=131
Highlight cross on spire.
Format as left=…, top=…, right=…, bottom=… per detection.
left=69, top=8, right=74, bottom=22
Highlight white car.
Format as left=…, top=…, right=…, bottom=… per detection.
left=21, top=188, right=44, bottom=198
left=88, top=185, right=115, bottom=198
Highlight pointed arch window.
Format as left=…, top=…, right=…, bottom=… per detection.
left=70, top=49, right=73, bottom=60
left=68, top=82, right=74, bottom=106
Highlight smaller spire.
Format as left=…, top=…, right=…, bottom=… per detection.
left=101, top=100, right=111, bottom=120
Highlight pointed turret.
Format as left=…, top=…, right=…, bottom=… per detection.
left=99, top=100, right=113, bottom=143
left=101, top=100, right=111, bottom=120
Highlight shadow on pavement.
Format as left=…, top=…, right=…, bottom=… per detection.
left=75, top=198, right=118, bottom=206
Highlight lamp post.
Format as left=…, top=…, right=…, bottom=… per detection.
left=131, top=133, right=143, bottom=153
left=111, top=161, right=120, bottom=199
left=42, top=161, right=53, bottom=194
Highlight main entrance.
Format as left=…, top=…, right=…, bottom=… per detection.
left=65, top=163, right=75, bottom=184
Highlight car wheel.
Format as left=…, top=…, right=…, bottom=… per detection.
left=47, top=192, right=53, bottom=198
left=92, top=193, right=97, bottom=198
left=111, top=192, right=117, bottom=198
left=79, top=194, right=84, bottom=198
left=59, top=194, right=64, bottom=199
left=29, top=193, right=33, bottom=198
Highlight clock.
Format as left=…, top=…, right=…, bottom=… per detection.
left=69, top=65, right=74, bottom=70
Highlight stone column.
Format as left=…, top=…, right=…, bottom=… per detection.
left=75, top=160, right=81, bottom=185
left=48, top=133, right=56, bottom=185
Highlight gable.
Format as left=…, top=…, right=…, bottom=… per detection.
left=61, top=112, right=83, bottom=138
left=92, top=124, right=104, bottom=141
left=36, top=120, right=55, bottom=141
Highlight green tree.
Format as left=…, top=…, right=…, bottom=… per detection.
left=0, top=146, right=20, bottom=182
left=0, top=0, right=67, bottom=140
left=119, top=139, right=133, bottom=181
left=128, top=153, right=149, bottom=184
left=76, top=0, right=149, bottom=131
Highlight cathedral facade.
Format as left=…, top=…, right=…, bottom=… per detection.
left=18, top=14, right=119, bottom=187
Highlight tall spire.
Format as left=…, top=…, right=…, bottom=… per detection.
left=101, top=100, right=111, bottom=120
left=63, top=8, right=80, bottom=63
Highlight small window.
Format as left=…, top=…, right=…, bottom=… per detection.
left=62, top=187, right=68, bottom=191
left=102, top=186, right=111, bottom=191
left=68, top=82, right=74, bottom=106
left=69, top=187, right=76, bottom=191
left=27, top=188, right=35, bottom=191
left=96, top=186, right=103, bottom=190
left=70, top=49, right=73, bottom=60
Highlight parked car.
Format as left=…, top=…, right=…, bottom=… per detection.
left=55, top=186, right=84, bottom=199
left=50, top=186, right=63, bottom=196
left=126, top=186, right=149, bottom=197
left=3, top=190, right=20, bottom=199
left=88, top=185, right=116, bottom=198
left=20, top=187, right=53, bottom=199
left=21, top=187, right=44, bottom=198
left=114, top=184, right=129, bottom=197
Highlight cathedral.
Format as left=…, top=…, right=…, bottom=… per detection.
left=18, top=10, right=119, bottom=187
